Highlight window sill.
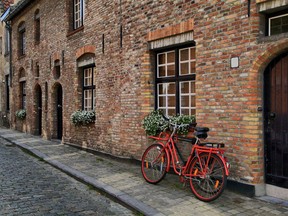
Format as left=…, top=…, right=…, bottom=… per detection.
left=67, top=26, right=84, bottom=38
left=258, top=32, right=288, bottom=43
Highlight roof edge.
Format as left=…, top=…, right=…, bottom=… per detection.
left=6, top=0, right=33, bottom=21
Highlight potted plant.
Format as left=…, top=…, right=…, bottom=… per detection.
left=70, top=110, right=95, bottom=126
left=142, top=110, right=196, bottom=136
left=15, top=109, right=26, bottom=120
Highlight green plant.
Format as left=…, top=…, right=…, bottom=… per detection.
left=142, top=110, right=169, bottom=136
left=70, top=110, right=95, bottom=126
left=15, top=109, right=26, bottom=120
left=142, top=110, right=196, bottom=136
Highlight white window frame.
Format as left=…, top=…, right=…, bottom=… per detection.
left=73, top=0, right=84, bottom=29
left=268, top=13, right=288, bottom=36
left=83, top=67, right=96, bottom=111
left=155, top=45, right=196, bottom=116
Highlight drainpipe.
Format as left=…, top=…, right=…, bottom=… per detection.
left=5, top=21, right=12, bottom=87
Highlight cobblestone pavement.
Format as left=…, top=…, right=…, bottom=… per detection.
left=0, top=137, right=134, bottom=216
left=0, top=127, right=288, bottom=216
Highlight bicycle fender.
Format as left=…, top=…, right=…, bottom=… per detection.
left=218, top=155, right=229, bottom=176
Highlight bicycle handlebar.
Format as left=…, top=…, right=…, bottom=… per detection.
left=162, top=114, right=192, bottom=130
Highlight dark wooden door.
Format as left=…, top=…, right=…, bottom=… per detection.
left=56, top=85, right=63, bottom=140
left=36, top=85, right=42, bottom=136
left=264, top=52, right=288, bottom=188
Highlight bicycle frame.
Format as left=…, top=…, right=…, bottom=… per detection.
left=148, top=131, right=229, bottom=178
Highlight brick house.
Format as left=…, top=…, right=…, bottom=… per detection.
left=3, top=0, right=288, bottom=198
left=0, top=0, right=19, bottom=128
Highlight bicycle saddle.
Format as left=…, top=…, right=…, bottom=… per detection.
left=195, top=127, right=209, bottom=132
left=195, top=127, right=209, bottom=139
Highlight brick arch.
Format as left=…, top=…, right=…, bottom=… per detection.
left=251, top=39, right=288, bottom=75
left=52, top=52, right=61, bottom=62
left=75, top=45, right=96, bottom=59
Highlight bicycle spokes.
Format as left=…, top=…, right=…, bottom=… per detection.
left=141, top=144, right=168, bottom=184
left=189, top=153, right=227, bottom=202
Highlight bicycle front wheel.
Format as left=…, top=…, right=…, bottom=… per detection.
left=141, top=144, right=168, bottom=184
left=189, top=153, right=227, bottom=202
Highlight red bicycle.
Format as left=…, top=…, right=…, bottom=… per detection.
left=141, top=116, right=230, bottom=202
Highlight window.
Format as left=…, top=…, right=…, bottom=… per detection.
left=155, top=45, right=196, bottom=116
left=5, top=75, right=9, bottom=111
left=35, top=62, right=40, bottom=78
left=4, top=27, right=10, bottom=55
left=20, top=81, right=26, bottom=109
left=83, top=67, right=96, bottom=111
left=269, top=13, right=288, bottom=36
left=34, top=10, right=40, bottom=43
left=53, top=60, right=61, bottom=79
left=18, top=22, right=26, bottom=56
left=73, top=0, right=84, bottom=29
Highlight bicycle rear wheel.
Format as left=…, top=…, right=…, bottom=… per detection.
left=141, top=144, right=168, bottom=184
left=189, top=153, right=227, bottom=202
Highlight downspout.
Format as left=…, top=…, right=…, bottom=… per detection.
left=6, top=21, right=12, bottom=87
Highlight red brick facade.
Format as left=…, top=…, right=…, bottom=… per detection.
left=6, top=0, right=288, bottom=193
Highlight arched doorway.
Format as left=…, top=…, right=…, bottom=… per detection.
left=35, top=84, right=42, bottom=136
left=56, top=84, right=63, bottom=140
left=264, top=52, right=288, bottom=189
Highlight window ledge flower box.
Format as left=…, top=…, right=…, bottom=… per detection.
left=15, top=109, right=26, bottom=120
left=70, top=110, right=95, bottom=126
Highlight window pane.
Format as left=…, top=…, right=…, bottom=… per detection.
left=179, top=81, right=196, bottom=115
left=168, top=95, right=175, bottom=106
left=191, top=95, right=196, bottom=107
left=181, top=109, right=189, bottom=115
left=158, top=84, right=165, bottom=95
left=84, top=68, right=92, bottom=86
left=93, top=89, right=96, bottom=110
left=167, top=83, right=175, bottom=94
left=167, top=109, right=175, bottom=116
left=180, top=48, right=189, bottom=61
left=84, top=89, right=92, bottom=110
left=158, top=96, right=166, bottom=107
left=271, top=26, right=281, bottom=35
left=180, top=81, right=190, bottom=94
left=167, top=65, right=175, bottom=76
left=180, top=62, right=189, bottom=75
left=190, top=61, right=196, bottom=74
left=190, top=48, right=196, bottom=59
left=158, top=66, right=166, bottom=77
left=167, top=51, right=175, bottom=63
left=157, top=82, right=175, bottom=115
left=158, top=53, right=165, bottom=65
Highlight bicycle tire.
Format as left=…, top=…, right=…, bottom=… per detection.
left=189, top=153, right=227, bottom=202
left=141, top=144, right=168, bottom=184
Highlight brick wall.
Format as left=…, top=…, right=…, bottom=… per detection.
left=8, top=0, right=288, bottom=186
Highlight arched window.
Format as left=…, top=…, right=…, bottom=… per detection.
left=53, top=60, right=61, bottom=79
left=77, top=53, right=96, bottom=111
left=34, top=9, right=40, bottom=43
left=18, top=22, right=26, bottom=56
left=19, top=68, right=26, bottom=109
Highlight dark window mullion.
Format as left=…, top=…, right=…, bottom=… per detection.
left=175, top=48, right=180, bottom=114
left=91, top=67, right=94, bottom=109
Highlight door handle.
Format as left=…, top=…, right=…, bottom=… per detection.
left=269, top=112, right=276, bottom=119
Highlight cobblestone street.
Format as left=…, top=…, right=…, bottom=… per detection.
left=0, top=137, right=134, bottom=216
left=1, top=128, right=288, bottom=215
